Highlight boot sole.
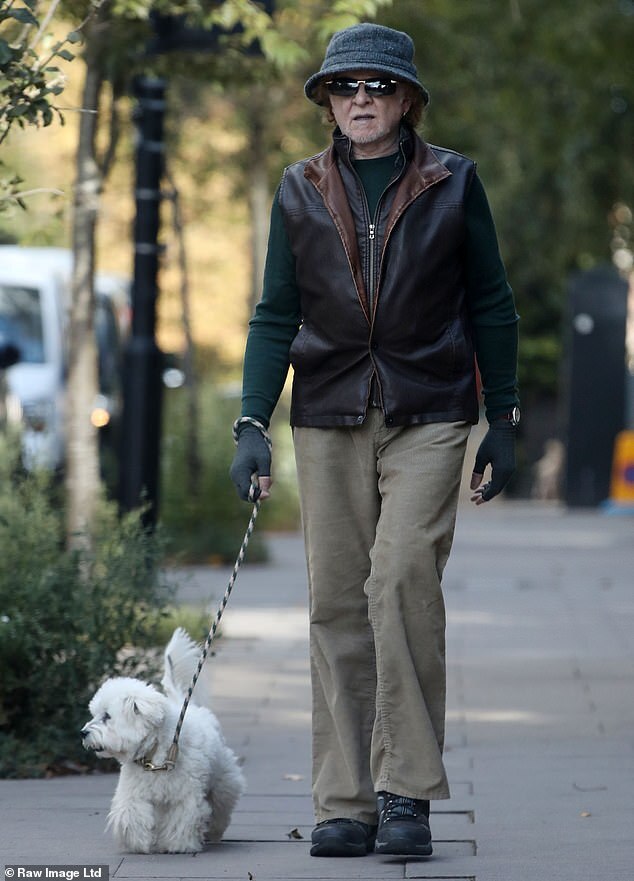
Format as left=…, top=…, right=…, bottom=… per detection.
left=375, top=838, right=433, bottom=856
left=310, top=842, right=370, bottom=857
left=310, top=833, right=376, bottom=857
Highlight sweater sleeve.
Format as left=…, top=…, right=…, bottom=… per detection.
left=464, top=173, right=520, bottom=421
left=241, top=186, right=302, bottom=427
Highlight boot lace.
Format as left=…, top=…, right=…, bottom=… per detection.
left=381, top=794, right=420, bottom=821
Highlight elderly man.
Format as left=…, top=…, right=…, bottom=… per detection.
left=231, top=22, right=519, bottom=858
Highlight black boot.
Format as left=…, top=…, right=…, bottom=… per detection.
left=374, top=791, right=432, bottom=855
left=310, top=818, right=377, bottom=857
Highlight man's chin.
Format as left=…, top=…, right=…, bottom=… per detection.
left=347, top=124, right=379, bottom=142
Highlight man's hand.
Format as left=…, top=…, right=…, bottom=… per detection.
left=470, top=420, right=516, bottom=505
left=230, top=425, right=272, bottom=501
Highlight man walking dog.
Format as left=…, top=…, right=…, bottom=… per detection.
left=231, top=22, right=519, bottom=858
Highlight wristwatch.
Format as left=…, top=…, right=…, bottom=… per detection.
left=497, top=406, right=521, bottom=427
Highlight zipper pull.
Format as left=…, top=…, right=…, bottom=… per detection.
left=369, top=223, right=375, bottom=240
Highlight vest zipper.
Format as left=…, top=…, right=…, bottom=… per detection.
left=348, top=141, right=407, bottom=416
left=368, top=222, right=376, bottom=309
left=359, top=160, right=404, bottom=416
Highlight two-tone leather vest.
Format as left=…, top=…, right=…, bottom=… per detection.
left=279, top=126, right=480, bottom=428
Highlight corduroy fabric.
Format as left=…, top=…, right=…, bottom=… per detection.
left=293, top=410, right=470, bottom=822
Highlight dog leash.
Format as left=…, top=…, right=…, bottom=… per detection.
left=141, top=432, right=272, bottom=771
left=141, top=485, right=261, bottom=771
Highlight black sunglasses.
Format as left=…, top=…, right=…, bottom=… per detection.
left=325, top=78, right=399, bottom=98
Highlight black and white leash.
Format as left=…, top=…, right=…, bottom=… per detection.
left=142, top=418, right=272, bottom=771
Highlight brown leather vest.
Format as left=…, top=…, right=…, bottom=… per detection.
left=279, top=126, right=479, bottom=428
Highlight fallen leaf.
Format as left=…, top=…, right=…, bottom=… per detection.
left=287, top=828, right=303, bottom=839
left=580, top=811, right=592, bottom=818
left=283, top=773, right=304, bottom=781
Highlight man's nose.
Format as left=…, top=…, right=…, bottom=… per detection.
left=352, top=84, right=372, bottom=102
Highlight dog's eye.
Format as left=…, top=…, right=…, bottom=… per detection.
left=102, top=712, right=111, bottom=723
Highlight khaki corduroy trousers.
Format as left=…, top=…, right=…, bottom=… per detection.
left=293, top=409, right=470, bottom=824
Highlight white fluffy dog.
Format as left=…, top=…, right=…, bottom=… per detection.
left=81, top=627, right=245, bottom=853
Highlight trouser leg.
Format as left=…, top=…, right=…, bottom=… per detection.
left=293, top=412, right=470, bottom=820
left=294, top=416, right=381, bottom=825
left=368, top=418, right=470, bottom=800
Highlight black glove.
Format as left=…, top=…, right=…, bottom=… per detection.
left=230, top=425, right=272, bottom=501
left=470, top=420, right=516, bottom=503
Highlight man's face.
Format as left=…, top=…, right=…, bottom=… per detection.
left=328, top=70, right=412, bottom=158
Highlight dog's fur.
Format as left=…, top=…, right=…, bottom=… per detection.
left=81, top=627, right=245, bottom=853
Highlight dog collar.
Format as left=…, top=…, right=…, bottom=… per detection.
left=134, top=741, right=177, bottom=772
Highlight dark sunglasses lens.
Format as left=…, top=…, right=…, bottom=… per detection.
left=365, top=80, right=398, bottom=96
left=327, top=80, right=359, bottom=96
left=326, top=79, right=397, bottom=97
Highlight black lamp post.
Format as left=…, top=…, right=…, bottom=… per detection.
left=119, top=76, right=166, bottom=527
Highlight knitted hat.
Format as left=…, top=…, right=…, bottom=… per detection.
left=304, top=23, right=429, bottom=106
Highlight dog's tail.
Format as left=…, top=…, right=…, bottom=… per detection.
left=161, top=627, right=214, bottom=708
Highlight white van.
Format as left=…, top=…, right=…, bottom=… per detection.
left=0, top=246, right=130, bottom=471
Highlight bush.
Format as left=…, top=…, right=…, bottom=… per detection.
left=0, top=369, right=302, bottom=776
left=0, top=438, right=173, bottom=778
left=160, top=376, right=300, bottom=563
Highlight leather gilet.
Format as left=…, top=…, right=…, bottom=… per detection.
left=279, top=127, right=479, bottom=427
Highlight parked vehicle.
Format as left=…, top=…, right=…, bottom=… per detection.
left=0, top=246, right=130, bottom=472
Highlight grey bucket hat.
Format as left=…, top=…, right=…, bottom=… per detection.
left=304, top=23, right=429, bottom=106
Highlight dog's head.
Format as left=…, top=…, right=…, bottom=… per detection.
left=80, top=677, right=168, bottom=763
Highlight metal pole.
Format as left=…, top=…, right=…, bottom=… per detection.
left=119, top=77, right=166, bottom=527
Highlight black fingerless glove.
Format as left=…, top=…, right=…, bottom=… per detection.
left=472, top=420, right=517, bottom=502
left=230, top=424, right=272, bottom=501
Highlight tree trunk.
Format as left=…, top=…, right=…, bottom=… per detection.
left=65, top=36, right=103, bottom=548
left=166, top=169, right=201, bottom=497
left=246, top=90, right=270, bottom=318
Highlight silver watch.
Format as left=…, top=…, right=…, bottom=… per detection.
left=498, top=406, right=521, bottom=427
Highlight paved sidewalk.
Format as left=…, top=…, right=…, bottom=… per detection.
left=2, top=501, right=634, bottom=880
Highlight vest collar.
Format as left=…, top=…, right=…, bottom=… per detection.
left=324, top=124, right=451, bottom=194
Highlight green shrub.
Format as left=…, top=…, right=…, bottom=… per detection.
left=0, top=438, right=172, bottom=778
left=0, top=369, right=302, bottom=776
left=150, top=604, right=215, bottom=647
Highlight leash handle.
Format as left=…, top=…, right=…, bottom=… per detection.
left=248, top=473, right=261, bottom=502
left=165, top=486, right=261, bottom=766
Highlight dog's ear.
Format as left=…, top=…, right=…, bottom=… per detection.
left=124, top=689, right=166, bottom=727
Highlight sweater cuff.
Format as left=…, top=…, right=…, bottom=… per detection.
left=473, top=322, right=519, bottom=422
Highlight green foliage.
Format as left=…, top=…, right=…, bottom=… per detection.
left=0, top=157, right=64, bottom=215
left=0, top=436, right=173, bottom=778
left=160, top=372, right=300, bottom=563
left=0, top=160, right=26, bottom=211
left=151, top=603, right=214, bottom=646
left=314, top=0, right=393, bottom=40
left=0, top=0, right=84, bottom=147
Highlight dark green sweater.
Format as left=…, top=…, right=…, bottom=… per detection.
left=242, top=153, right=519, bottom=426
